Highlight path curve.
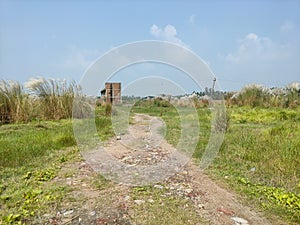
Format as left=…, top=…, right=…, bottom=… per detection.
left=100, top=113, right=271, bottom=225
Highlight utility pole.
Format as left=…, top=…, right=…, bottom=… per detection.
left=212, top=77, right=216, bottom=92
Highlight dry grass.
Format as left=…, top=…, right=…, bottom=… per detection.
left=0, top=77, right=91, bottom=124
left=0, top=80, right=32, bottom=123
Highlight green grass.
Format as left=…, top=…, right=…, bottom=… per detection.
left=1, top=103, right=299, bottom=224
left=0, top=107, right=114, bottom=169
left=0, top=145, right=78, bottom=224
left=208, top=107, right=300, bottom=223
left=0, top=107, right=114, bottom=224
left=130, top=102, right=300, bottom=224
left=0, top=120, right=75, bottom=168
left=0, top=119, right=79, bottom=224
left=217, top=107, right=300, bottom=190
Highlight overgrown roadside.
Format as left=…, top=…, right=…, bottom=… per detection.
left=1, top=104, right=299, bottom=224
left=0, top=113, right=269, bottom=225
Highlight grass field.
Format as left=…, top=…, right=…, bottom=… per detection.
left=130, top=101, right=300, bottom=223
left=210, top=107, right=300, bottom=223
left=1, top=102, right=300, bottom=224
left=0, top=108, right=113, bottom=224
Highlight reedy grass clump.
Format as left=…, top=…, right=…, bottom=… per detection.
left=25, top=77, right=81, bottom=120
left=0, top=80, right=32, bottom=123
left=0, top=77, right=91, bottom=124
left=229, top=83, right=300, bottom=108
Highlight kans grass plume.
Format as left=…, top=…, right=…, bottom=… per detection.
left=0, top=80, right=32, bottom=123
left=0, top=77, right=91, bottom=124
left=230, top=82, right=300, bottom=107
left=25, top=77, right=90, bottom=120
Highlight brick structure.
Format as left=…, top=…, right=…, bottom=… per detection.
left=100, top=82, right=121, bottom=105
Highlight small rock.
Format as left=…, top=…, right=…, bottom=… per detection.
left=63, top=209, right=74, bottom=217
left=180, top=170, right=188, bottom=175
left=89, top=211, right=96, bottom=216
left=134, top=199, right=145, bottom=205
left=154, top=184, right=164, bottom=189
left=66, top=178, right=72, bottom=185
left=217, top=207, right=235, bottom=216
left=148, top=199, right=154, bottom=203
left=116, top=135, right=121, bottom=140
left=184, top=188, right=193, bottom=194
left=250, top=167, right=256, bottom=172
left=231, top=216, right=249, bottom=225
left=198, top=204, right=205, bottom=209
left=124, top=195, right=130, bottom=201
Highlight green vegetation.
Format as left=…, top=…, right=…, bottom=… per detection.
left=129, top=100, right=300, bottom=223
left=0, top=109, right=113, bottom=224
left=227, top=83, right=300, bottom=108
left=1, top=142, right=77, bottom=224
left=210, top=106, right=300, bottom=223
left=1, top=79, right=299, bottom=224
left=0, top=120, right=75, bottom=168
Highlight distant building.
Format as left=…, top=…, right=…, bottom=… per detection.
left=100, top=82, right=121, bottom=105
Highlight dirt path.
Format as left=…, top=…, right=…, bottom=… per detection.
left=49, top=114, right=272, bottom=225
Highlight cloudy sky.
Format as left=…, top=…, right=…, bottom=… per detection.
left=1, top=0, right=300, bottom=93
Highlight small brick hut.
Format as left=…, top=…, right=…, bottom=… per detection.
left=100, top=82, right=121, bottom=105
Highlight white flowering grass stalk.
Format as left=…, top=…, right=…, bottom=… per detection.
left=230, top=82, right=300, bottom=108
left=25, top=77, right=82, bottom=120
left=0, top=80, right=32, bottom=123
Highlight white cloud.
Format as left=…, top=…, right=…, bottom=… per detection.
left=189, top=14, right=196, bottom=24
left=225, top=32, right=290, bottom=63
left=150, top=24, right=188, bottom=47
left=246, top=33, right=258, bottom=40
left=217, top=29, right=300, bottom=89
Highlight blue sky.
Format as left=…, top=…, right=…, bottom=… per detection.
left=1, top=0, right=300, bottom=93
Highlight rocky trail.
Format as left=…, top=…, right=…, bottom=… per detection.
left=48, top=114, right=272, bottom=225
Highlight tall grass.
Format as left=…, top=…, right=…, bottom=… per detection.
left=0, top=77, right=90, bottom=124
left=229, top=83, right=300, bottom=108
left=0, top=80, right=32, bottom=123
left=25, top=77, right=81, bottom=120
